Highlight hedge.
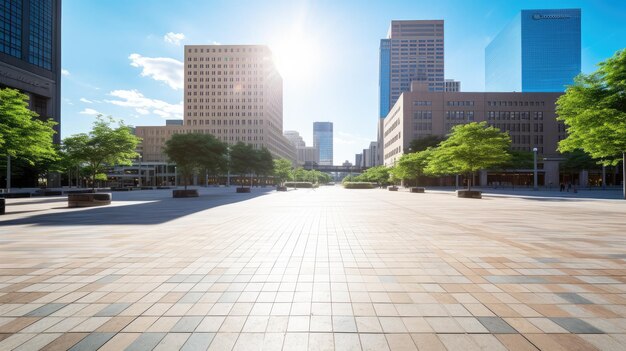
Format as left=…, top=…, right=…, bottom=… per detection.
left=343, top=182, right=376, bottom=189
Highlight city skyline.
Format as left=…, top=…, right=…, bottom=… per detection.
left=60, top=0, right=626, bottom=165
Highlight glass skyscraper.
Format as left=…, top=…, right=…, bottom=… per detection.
left=313, top=122, right=333, bottom=166
left=379, top=20, right=445, bottom=118
left=485, top=9, right=581, bottom=92
left=0, top=0, right=62, bottom=187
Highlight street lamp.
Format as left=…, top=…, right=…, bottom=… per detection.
left=532, top=147, right=538, bottom=191
left=174, top=166, right=177, bottom=188
left=138, top=155, right=142, bottom=187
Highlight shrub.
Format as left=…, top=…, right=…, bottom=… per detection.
left=343, top=182, right=376, bottom=189
left=284, top=181, right=314, bottom=188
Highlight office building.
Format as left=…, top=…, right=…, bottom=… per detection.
left=444, top=79, right=461, bottom=92
left=284, top=130, right=319, bottom=166
left=1, top=0, right=62, bottom=187
left=355, top=154, right=362, bottom=168
left=382, top=82, right=563, bottom=185
left=136, top=45, right=296, bottom=166
left=379, top=20, right=445, bottom=118
left=485, top=9, right=581, bottom=92
left=377, top=20, right=444, bottom=167
left=313, top=122, right=333, bottom=165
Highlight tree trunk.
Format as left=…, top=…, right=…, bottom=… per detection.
left=623, top=152, right=625, bottom=200
left=468, top=172, right=473, bottom=191
left=6, top=155, right=11, bottom=193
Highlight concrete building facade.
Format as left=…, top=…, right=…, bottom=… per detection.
left=136, top=45, right=296, bottom=164
left=444, top=79, right=461, bottom=92
left=382, top=85, right=564, bottom=186
left=284, top=130, right=319, bottom=166
left=1, top=0, right=62, bottom=187
left=485, top=9, right=581, bottom=92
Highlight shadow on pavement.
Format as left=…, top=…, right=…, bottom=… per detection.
left=1, top=189, right=273, bottom=226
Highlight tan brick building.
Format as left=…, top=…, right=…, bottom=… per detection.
left=383, top=83, right=564, bottom=186
left=136, top=45, right=296, bottom=163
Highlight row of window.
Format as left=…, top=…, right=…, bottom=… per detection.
left=446, top=111, right=475, bottom=121
left=413, top=111, right=432, bottom=120
left=488, top=111, right=544, bottom=120
left=413, top=122, right=432, bottom=131
left=488, top=101, right=546, bottom=107
left=187, top=110, right=266, bottom=117
left=447, top=101, right=474, bottom=106
left=187, top=98, right=262, bottom=103
left=188, top=47, right=263, bottom=53
left=188, top=63, right=263, bottom=69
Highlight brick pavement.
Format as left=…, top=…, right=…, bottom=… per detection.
left=0, top=187, right=625, bottom=350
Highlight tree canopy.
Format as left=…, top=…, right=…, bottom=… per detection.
left=273, top=159, right=293, bottom=186
left=390, top=148, right=434, bottom=185
left=1, top=88, right=57, bottom=189
left=357, top=165, right=391, bottom=185
left=65, top=116, right=140, bottom=189
left=556, top=49, right=626, bottom=198
left=426, top=122, right=511, bottom=190
left=408, top=135, right=445, bottom=153
left=164, top=132, right=227, bottom=189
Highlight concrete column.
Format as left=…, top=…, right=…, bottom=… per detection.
left=579, top=170, right=589, bottom=187
left=543, top=160, right=560, bottom=188
left=193, top=174, right=198, bottom=186
left=479, top=170, right=488, bottom=187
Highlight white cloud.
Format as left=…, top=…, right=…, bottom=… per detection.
left=164, top=32, right=186, bottom=45
left=105, top=89, right=182, bottom=119
left=129, top=53, right=183, bottom=90
left=61, top=69, right=70, bottom=76
left=80, top=97, right=93, bottom=104
left=80, top=108, right=100, bottom=115
left=212, top=41, right=221, bottom=45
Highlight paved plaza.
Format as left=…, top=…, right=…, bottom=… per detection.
left=0, top=186, right=625, bottom=350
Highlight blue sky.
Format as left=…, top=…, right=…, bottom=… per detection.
left=61, top=0, right=626, bottom=165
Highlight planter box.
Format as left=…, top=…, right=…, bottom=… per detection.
left=457, top=190, right=482, bottom=199
left=65, top=189, right=95, bottom=194
left=173, top=189, right=199, bottom=198
left=410, top=187, right=425, bottom=193
left=68, top=193, right=112, bottom=207
left=388, top=186, right=399, bottom=191
left=111, top=187, right=132, bottom=191
left=236, top=187, right=251, bottom=193
left=276, top=186, right=287, bottom=192
left=157, top=186, right=172, bottom=189
left=0, top=198, right=4, bottom=215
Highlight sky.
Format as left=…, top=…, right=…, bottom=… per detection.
left=61, top=0, right=626, bottom=165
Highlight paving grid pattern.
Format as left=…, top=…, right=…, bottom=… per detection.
left=0, top=186, right=625, bottom=350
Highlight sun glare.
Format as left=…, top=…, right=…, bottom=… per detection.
left=271, top=31, right=322, bottom=81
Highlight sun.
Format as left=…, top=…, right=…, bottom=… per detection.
left=271, top=31, right=322, bottom=82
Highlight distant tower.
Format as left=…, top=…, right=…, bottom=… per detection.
left=485, top=9, right=581, bottom=92
left=313, top=122, right=333, bottom=166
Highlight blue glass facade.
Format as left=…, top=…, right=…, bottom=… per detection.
left=379, top=39, right=391, bottom=118
left=0, top=0, right=23, bottom=58
left=313, top=122, right=333, bottom=166
left=28, top=0, right=54, bottom=70
left=486, top=9, right=581, bottom=92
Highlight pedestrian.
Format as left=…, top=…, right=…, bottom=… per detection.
left=567, top=182, right=572, bottom=192
left=560, top=183, right=565, bottom=192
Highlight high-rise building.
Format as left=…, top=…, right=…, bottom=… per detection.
left=377, top=20, right=444, bottom=167
left=0, top=0, right=62, bottom=187
left=355, top=153, right=362, bottom=168
left=485, top=9, right=581, bottom=92
left=444, top=79, right=461, bottom=92
left=313, top=122, right=333, bottom=166
left=379, top=20, right=445, bottom=118
left=284, top=130, right=319, bottom=166
left=136, top=44, right=296, bottom=164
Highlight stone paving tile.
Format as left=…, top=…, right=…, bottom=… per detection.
left=550, top=317, right=605, bottom=334
left=67, top=332, right=114, bottom=351
left=1, top=187, right=626, bottom=350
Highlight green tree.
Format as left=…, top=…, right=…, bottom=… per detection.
left=229, top=142, right=256, bottom=189
left=426, top=122, right=511, bottom=190
left=408, top=135, right=445, bottom=153
left=65, top=116, right=140, bottom=190
left=500, top=150, right=534, bottom=170
left=391, top=148, right=434, bottom=186
left=273, top=158, right=293, bottom=186
left=556, top=49, right=626, bottom=198
left=164, top=132, right=227, bottom=190
left=0, top=88, right=57, bottom=190
left=253, top=147, right=274, bottom=185
left=560, top=149, right=598, bottom=179
left=357, top=165, right=391, bottom=185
